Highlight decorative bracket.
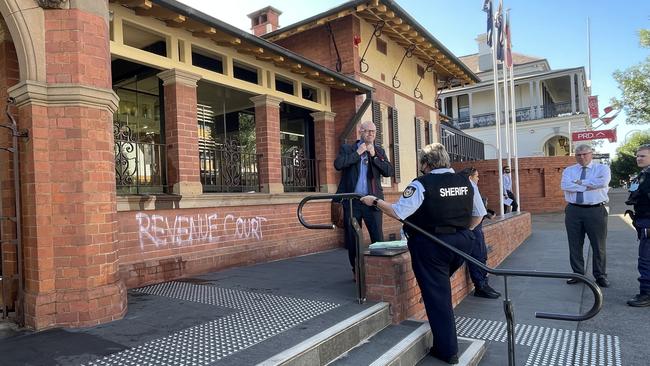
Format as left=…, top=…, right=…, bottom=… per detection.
left=326, top=23, right=342, bottom=72
left=413, top=62, right=436, bottom=99
left=391, top=44, right=415, bottom=89
left=359, top=21, right=385, bottom=74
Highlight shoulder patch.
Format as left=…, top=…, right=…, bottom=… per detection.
left=403, top=186, right=416, bottom=198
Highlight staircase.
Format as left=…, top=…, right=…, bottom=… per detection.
left=257, top=302, right=486, bottom=366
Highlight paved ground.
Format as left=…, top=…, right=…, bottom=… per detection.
left=1, top=189, right=648, bottom=365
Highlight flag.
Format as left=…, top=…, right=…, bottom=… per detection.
left=601, top=109, right=619, bottom=124
left=603, top=105, right=613, bottom=114
left=495, top=0, right=504, bottom=61
left=504, top=12, right=512, bottom=67
left=483, top=0, right=493, bottom=47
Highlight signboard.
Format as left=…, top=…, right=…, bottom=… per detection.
left=572, top=129, right=617, bottom=142
left=588, top=96, right=599, bottom=118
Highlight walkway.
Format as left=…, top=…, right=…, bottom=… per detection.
left=0, top=189, right=647, bottom=365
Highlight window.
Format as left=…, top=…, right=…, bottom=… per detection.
left=113, top=70, right=166, bottom=195
left=275, top=75, right=294, bottom=95
left=122, top=22, right=167, bottom=57
left=301, top=84, right=318, bottom=102
left=233, top=62, right=259, bottom=84
left=417, top=64, right=425, bottom=78
left=192, top=47, right=223, bottom=74
left=457, top=94, right=470, bottom=127
left=376, top=38, right=387, bottom=55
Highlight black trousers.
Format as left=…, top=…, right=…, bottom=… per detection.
left=407, top=230, right=474, bottom=360
left=564, top=204, right=608, bottom=279
left=343, top=199, right=383, bottom=269
left=504, top=190, right=518, bottom=212
left=467, top=223, right=488, bottom=288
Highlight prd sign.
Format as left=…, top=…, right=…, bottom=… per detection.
left=571, top=129, right=617, bottom=142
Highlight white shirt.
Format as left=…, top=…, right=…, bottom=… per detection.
left=392, top=168, right=485, bottom=220
left=560, top=162, right=611, bottom=205
left=503, top=173, right=512, bottom=193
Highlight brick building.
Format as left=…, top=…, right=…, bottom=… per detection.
left=0, top=0, right=484, bottom=330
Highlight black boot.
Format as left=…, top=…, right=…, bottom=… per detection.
left=627, top=293, right=650, bottom=307
left=474, top=284, right=501, bottom=299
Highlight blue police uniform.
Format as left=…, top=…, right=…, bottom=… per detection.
left=392, top=168, right=480, bottom=362
left=626, top=167, right=650, bottom=304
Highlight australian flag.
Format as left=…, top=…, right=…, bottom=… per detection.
left=495, top=0, right=504, bottom=61
left=482, top=0, right=493, bottom=47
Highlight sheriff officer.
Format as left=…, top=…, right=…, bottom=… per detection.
left=625, top=144, right=650, bottom=307
left=360, top=143, right=484, bottom=364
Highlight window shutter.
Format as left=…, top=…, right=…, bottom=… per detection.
left=428, top=121, right=435, bottom=144
left=391, top=107, right=400, bottom=183
left=372, top=101, right=383, bottom=146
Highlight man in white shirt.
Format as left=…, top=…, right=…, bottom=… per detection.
left=502, top=166, right=518, bottom=212
left=560, top=144, right=611, bottom=288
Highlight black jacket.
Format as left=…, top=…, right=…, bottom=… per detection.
left=334, top=141, right=394, bottom=199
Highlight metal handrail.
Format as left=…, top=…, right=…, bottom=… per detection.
left=297, top=193, right=603, bottom=366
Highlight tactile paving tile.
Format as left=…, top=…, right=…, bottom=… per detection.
left=83, top=282, right=340, bottom=366
left=455, top=316, right=622, bottom=366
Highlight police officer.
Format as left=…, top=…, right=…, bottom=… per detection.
left=360, top=143, right=485, bottom=364
left=625, top=144, right=650, bottom=307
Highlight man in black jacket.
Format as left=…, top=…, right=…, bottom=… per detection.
left=334, top=121, right=393, bottom=276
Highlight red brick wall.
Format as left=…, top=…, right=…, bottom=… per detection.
left=366, top=212, right=532, bottom=324
left=13, top=7, right=126, bottom=330
left=0, top=37, right=20, bottom=310
left=452, top=156, right=576, bottom=214
left=163, top=82, right=201, bottom=191
left=44, top=9, right=111, bottom=88
left=117, top=202, right=344, bottom=288
left=254, top=100, right=282, bottom=191
left=274, top=16, right=359, bottom=76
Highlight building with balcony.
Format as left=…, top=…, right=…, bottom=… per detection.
left=439, top=34, right=590, bottom=158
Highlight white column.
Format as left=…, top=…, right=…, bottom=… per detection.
left=528, top=81, right=534, bottom=118
left=570, top=73, right=576, bottom=114
left=577, top=72, right=585, bottom=114
left=468, top=92, right=474, bottom=128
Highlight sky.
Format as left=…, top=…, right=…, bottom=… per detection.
left=178, top=0, right=650, bottom=157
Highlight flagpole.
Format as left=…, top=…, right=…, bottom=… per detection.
left=491, top=2, right=504, bottom=217
left=508, top=10, right=520, bottom=210
left=502, top=33, right=511, bottom=170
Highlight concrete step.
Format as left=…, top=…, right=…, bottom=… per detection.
left=332, top=319, right=486, bottom=366
left=257, top=302, right=392, bottom=366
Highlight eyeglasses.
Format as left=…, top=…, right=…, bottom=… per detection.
left=576, top=152, right=592, bottom=157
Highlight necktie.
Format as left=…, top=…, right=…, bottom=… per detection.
left=575, top=166, right=587, bottom=204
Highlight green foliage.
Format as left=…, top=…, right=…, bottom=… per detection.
left=611, top=131, right=650, bottom=187
left=610, top=29, right=650, bottom=125
left=640, top=29, right=650, bottom=48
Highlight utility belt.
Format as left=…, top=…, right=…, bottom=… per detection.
left=569, top=202, right=605, bottom=208
left=404, top=225, right=461, bottom=239
left=625, top=210, right=650, bottom=239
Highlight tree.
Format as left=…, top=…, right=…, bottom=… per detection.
left=610, top=131, right=650, bottom=187
left=610, top=29, right=650, bottom=125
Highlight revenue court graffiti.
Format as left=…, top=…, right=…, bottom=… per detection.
left=136, top=212, right=268, bottom=249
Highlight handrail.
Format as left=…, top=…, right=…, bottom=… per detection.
left=401, top=219, right=603, bottom=321
left=297, top=193, right=603, bottom=366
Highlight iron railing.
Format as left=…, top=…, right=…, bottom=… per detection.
left=281, top=147, right=318, bottom=192
left=199, top=140, right=260, bottom=193
left=113, top=120, right=166, bottom=195
left=297, top=193, right=603, bottom=366
left=451, top=102, right=579, bottom=130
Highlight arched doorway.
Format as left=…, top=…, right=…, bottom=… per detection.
left=543, top=135, right=571, bottom=156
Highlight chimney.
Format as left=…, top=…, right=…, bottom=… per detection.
left=247, top=6, right=282, bottom=36
left=476, top=33, right=493, bottom=72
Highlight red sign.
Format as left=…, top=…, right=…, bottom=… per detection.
left=588, top=96, right=599, bottom=118
left=572, top=129, right=617, bottom=142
